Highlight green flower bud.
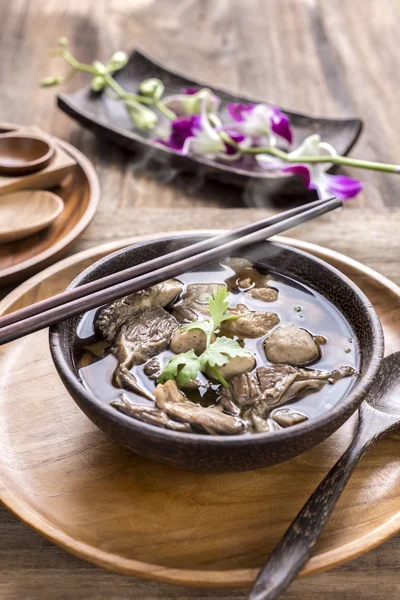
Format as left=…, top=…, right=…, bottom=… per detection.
left=107, top=51, right=128, bottom=71
left=40, top=74, right=63, bottom=87
left=57, top=36, right=68, bottom=48
left=124, top=99, right=158, bottom=130
left=139, top=78, right=164, bottom=101
left=91, top=75, right=107, bottom=92
left=184, top=89, right=215, bottom=115
left=92, top=60, right=107, bottom=75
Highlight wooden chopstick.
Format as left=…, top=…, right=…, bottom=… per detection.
left=0, top=197, right=341, bottom=345
left=0, top=198, right=333, bottom=330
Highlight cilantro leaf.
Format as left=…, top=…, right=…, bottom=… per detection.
left=180, top=319, right=214, bottom=338
left=159, top=350, right=202, bottom=386
left=158, top=288, right=253, bottom=389
left=208, top=286, right=230, bottom=330
left=200, top=336, right=254, bottom=369
left=178, top=286, right=236, bottom=344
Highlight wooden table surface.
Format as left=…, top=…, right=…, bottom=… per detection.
left=0, top=0, right=399, bottom=598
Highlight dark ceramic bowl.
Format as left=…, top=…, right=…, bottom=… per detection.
left=50, top=234, right=384, bottom=472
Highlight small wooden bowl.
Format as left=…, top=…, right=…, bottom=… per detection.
left=50, top=234, right=384, bottom=473
left=0, top=190, right=64, bottom=243
left=0, top=133, right=55, bottom=175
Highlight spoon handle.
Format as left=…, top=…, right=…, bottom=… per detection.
left=248, top=428, right=375, bottom=600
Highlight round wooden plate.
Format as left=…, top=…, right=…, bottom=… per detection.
left=0, top=123, right=100, bottom=286
left=0, top=234, right=399, bottom=589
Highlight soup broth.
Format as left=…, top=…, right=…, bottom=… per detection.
left=76, top=258, right=359, bottom=435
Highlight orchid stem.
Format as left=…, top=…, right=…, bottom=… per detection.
left=242, top=146, right=400, bottom=173
left=219, top=130, right=239, bottom=149
left=45, top=42, right=400, bottom=178
left=156, top=102, right=177, bottom=120
left=61, top=50, right=97, bottom=74
left=61, top=49, right=175, bottom=115
left=103, top=74, right=154, bottom=104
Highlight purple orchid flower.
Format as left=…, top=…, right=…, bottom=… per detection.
left=155, top=104, right=225, bottom=158
left=156, top=101, right=247, bottom=159
left=226, top=103, right=293, bottom=145
left=180, top=87, right=198, bottom=95
left=156, top=115, right=201, bottom=151
left=224, top=131, right=246, bottom=155
left=257, top=134, right=362, bottom=200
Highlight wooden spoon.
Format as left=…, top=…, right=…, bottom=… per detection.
left=249, top=352, right=400, bottom=600
left=0, top=133, right=55, bottom=175
left=0, top=190, right=64, bottom=243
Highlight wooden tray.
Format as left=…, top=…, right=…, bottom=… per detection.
left=0, top=122, right=100, bottom=286
left=0, top=234, right=399, bottom=589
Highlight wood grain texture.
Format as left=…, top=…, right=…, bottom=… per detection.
left=0, top=133, right=54, bottom=176
left=0, top=0, right=399, bottom=598
left=249, top=353, right=400, bottom=600
left=0, top=190, right=64, bottom=243
left=0, top=212, right=398, bottom=600
left=1, top=0, right=400, bottom=211
left=0, top=236, right=399, bottom=591
left=0, top=130, right=75, bottom=196
left=0, top=130, right=100, bottom=285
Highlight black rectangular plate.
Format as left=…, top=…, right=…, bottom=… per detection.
left=58, top=49, right=363, bottom=194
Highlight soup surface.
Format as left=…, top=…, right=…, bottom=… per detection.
left=76, top=258, right=359, bottom=435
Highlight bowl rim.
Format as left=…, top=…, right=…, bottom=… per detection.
left=49, top=233, right=384, bottom=448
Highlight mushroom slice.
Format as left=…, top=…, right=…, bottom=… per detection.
left=170, top=328, right=215, bottom=355
left=247, top=287, right=279, bottom=302
left=96, top=279, right=183, bottom=342
left=222, top=363, right=357, bottom=433
left=264, top=325, right=320, bottom=366
left=220, top=304, right=279, bottom=339
left=154, top=380, right=246, bottom=435
left=223, top=258, right=279, bottom=301
left=111, top=394, right=192, bottom=432
left=250, top=412, right=281, bottom=433
left=280, top=379, right=325, bottom=403
left=220, top=371, right=262, bottom=408
left=111, top=307, right=178, bottom=399
left=272, top=408, right=308, bottom=428
left=172, top=283, right=224, bottom=323
left=222, top=257, right=253, bottom=271
left=143, top=357, right=161, bottom=380
left=113, top=365, right=154, bottom=400
left=327, top=366, right=358, bottom=383
left=206, top=353, right=256, bottom=382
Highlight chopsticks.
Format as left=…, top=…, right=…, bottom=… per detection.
left=0, top=197, right=341, bottom=345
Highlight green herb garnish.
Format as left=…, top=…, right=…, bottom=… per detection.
left=159, top=349, right=202, bottom=387
left=159, top=287, right=253, bottom=388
